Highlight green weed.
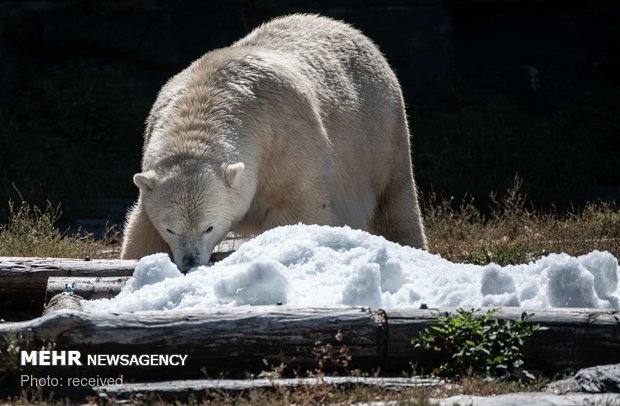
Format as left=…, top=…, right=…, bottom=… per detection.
left=412, top=308, right=541, bottom=379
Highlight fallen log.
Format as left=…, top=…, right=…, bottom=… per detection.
left=0, top=307, right=618, bottom=381
left=95, top=376, right=445, bottom=402
left=0, top=306, right=384, bottom=381
left=0, top=253, right=232, bottom=321
left=46, top=277, right=130, bottom=301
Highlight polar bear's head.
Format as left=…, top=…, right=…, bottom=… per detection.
left=134, top=162, right=246, bottom=273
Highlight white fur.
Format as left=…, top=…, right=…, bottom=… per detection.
left=121, top=14, right=427, bottom=272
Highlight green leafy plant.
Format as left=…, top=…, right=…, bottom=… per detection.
left=411, top=308, right=540, bottom=379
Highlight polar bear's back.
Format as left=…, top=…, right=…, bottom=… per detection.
left=234, top=14, right=412, bottom=227
left=233, top=14, right=402, bottom=112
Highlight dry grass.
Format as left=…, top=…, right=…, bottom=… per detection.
left=192, top=375, right=547, bottom=406
left=0, top=200, right=116, bottom=259
left=424, top=176, right=620, bottom=265
left=2, top=375, right=549, bottom=406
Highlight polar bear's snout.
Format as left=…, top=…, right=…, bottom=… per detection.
left=181, top=254, right=198, bottom=272
left=175, top=249, right=207, bottom=274
left=175, top=242, right=212, bottom=274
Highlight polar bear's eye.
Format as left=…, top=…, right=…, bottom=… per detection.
left=165, top=228, right=176, bottom=235
left=203, top=226, right=214, bottom=235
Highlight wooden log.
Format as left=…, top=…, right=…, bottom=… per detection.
left=95, top=376, right=445, bottom=401
left=383, top=307, right=620, bottom=374
left=0, top=307, right=619, bottom=381
left=46, top=277, right=130, bottom=301
left=0, top=253, right=232, bottom=321
left=0, top=306, right=384, bottom=380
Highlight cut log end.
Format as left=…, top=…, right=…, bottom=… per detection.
left=43, top=293, right=84, bottom=314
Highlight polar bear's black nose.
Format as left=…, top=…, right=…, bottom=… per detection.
left=182, top=255, right=198, bottom=272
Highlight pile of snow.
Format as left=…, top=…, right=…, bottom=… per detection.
left=82, top=224, right=620, bottom=313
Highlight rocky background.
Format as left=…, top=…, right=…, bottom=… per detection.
left=0, top=0, right=618, bottom=233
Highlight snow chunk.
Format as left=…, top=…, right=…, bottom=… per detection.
left=481, top=264, right=517, bottom=295
left=544, top=254, right=598, bottom=308
left=341, top=264, right=382, bottom=308
left=481, top=292, right=521, bottom=307
left=578, top=250, right=618, bottom=299
left=122, top=253, right=182, bottom=293
left=381, top=259, right=405, bottom=294
left=214, top=261, right=288, bottom=306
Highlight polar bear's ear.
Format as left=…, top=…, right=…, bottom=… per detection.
left=133, top=171, right=157, bottom=193
left=223, top=162, right=245, bottom=188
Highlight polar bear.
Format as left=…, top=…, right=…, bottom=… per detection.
left=121, top=14, right=427, bottom=272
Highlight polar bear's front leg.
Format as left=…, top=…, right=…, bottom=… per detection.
left=369, top=174, right=428, bottom=251
left=120, top=195, right=171, bottom=260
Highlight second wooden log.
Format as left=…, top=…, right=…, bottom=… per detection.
left=46, top=277, right=130, bottom=301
